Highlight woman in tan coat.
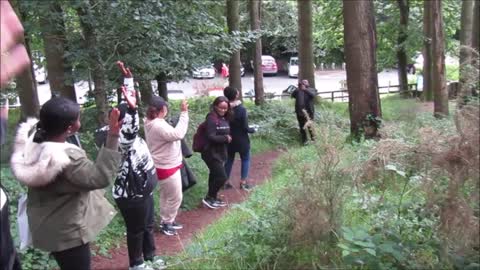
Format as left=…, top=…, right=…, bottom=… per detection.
left=10, top=97, right=122, bottom=270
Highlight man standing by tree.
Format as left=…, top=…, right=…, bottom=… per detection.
left=291, top=79, right=316, bottom=144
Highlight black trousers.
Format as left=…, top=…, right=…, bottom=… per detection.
left=1, top=194, right=22, bottom=270
left=116, top=194, right=156, bottom=267
left=51, top=243, right=91, bottom=270
left=296, top=113, right=315, bottom=144
left=202, top=154, right=228, bottom=200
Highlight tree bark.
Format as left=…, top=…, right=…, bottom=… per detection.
left=298, top=0, right=315, bottom=88
left=471, top=0, right=479, bottom=76
left=12, top=0, right=40, bottom=120
left=139, top=79, right=154, bottom=107
left=458, top=0, right=475, bottom=107
left=431, top=0, right=449, bottom=118
left=77, top=0, right=108, bottom=127
left=40, top=2, right=77, bottom=102
left=343, top=0, right=381, bottom=140
left=155, top=73, right=167, bottom=101
left=249, top=0, right=264, bottom=105
left=396, top=0, right=409, bottom=96
left=423, top=0, right=434, bottom=101
left=227, top=0, right=242, bottom=97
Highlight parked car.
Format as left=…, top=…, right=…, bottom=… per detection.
left=33, top=63, right=47, bottom=84
left=250, top=55, right=278, bottom=75
left=288, top=57, right=299, bottom=78
left=192, top=64, right=216, bottom=79
left=167, top=89, right=185, bottom=100
left=261, top=55, right=277, bottom=75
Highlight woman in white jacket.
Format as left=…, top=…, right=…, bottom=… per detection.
left=144, top=97, right=189, bottom=236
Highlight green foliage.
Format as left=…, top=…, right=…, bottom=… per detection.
left=446, top=64, right=459, bottom=82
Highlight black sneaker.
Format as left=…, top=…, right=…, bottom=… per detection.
left=240, top=183, right=253, bottom=191
left=202, top=198, right=219, bottom=209
left=161, top=223, right=177, bottom=236
left=214, top=199, right=227, bottom=207
left=171, top=221, right=183, bottom=230
left=223, top=182, right=233, bottom=190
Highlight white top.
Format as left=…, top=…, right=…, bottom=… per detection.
left=144, top=112, right=189, bottom=169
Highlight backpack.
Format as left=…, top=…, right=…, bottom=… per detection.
left=192, top=121, right=207, bottom=152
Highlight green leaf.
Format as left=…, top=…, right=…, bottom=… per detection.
left=364, top=248, right=376, bottom=257
left=342, top=249, right=351, bottom=257
left=353, top=240, right=375, bottom=248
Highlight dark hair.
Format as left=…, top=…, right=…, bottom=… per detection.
left=33, top=97, right=80, bottom=143
left=211, top=96, right=233, bottom=120
left=223, top=86, right=238, bottom=101
left=146, top=96, right=167, bottom=120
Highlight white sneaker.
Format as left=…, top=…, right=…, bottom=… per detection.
left=129, top=263, right=154, bottom=270
left=146, top=257, right=167, bottom=270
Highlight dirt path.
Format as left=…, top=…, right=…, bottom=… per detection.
left=92, top=150, right=282, bottom=270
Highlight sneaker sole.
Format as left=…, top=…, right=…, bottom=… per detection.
left=202, top=199, right=219, bottom=209
left=161, top=229, right=177, bottom=236
left=171, top=226, right=183, bottom=230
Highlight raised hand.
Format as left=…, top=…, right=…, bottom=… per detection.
left=116, top=61, right=132, bottom=78
left=180, top=99, right=188, bottom=112
left=108, top=108, right=122, bottom=135
left=121, top=85, right=136, bottom=109
left=0, top=1, right=30, bottom=87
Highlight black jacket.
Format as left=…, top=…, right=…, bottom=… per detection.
left=202, top=111, right=230, bottom=162
left=228, top=102, right=255, bottom=153
left=292, top=87, right=316, bottom=118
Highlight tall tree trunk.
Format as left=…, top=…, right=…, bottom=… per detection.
left=139, top=79, right=153, bottom=107
left=227, top=0, right=242, bottom=97
left=77, top=0, right=108, bottom=127
left=458, top=0, right=475, bottom=107
left=471, top=0, right=479, bottom=92
left=12, top=0, right=40, bottom=119
left=343, top=0, right=381, bottom=139
left=155, top=73, right=167, bottom=101
left=40, top=2, right=76, bottom=102
left=397, top=0, right=409, bottom=96
left=423, top=0, right=434, bottom=101
left=473, top=0, right=479, bottom=53
left=297, top=0, right=315, bottom=88
left=431, top=0, right=448, bottom=118
left=249, top=0, right=264, bottom=105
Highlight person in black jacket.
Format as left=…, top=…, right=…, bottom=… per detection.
left=201, top=96, right=232, bottom=209
left=291, top=79, right=316, bottom=144
left=223, top=86, right=256, bottom=190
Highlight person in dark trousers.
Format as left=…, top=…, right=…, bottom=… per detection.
left=201, top=96, right=232, bottom=209
left=10, top=97, right=122, bottom=270
left=291, top=79, right=316, bottom=144
left=1, top=97, right=22, bottom=270
left=1, top=3, right=30, bottom=268
left=222, top=86, right=256, bottom=190
left=95, top=62, right=164, bottom=270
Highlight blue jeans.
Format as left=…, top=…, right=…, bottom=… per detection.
left=225, top=149, right=250, bottom=180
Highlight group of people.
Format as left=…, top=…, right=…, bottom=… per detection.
left=1, top=2, right=317, bottom=269
left=1, top=50, right=257, bottom=270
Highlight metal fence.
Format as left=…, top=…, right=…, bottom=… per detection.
left=246, top=83, right=419, bottom=102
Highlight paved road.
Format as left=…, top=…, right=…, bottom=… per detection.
left=36, top=69, right=400, bottom=105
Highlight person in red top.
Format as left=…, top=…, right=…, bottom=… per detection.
left=221, top=63, right=229, bottom=78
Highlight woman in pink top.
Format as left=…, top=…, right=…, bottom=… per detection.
left=144, top=97, right=189, bottom=236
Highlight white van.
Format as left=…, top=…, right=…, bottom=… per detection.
left=288, top=57, right=299, bottom=78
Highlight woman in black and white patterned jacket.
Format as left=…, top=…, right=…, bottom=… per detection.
left=95, top=62, right=164, bottom=270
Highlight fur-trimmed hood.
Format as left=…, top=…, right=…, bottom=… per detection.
left=10, top=118, right=79, bottom=187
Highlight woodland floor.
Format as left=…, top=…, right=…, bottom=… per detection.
left=92, top=150, right=283, bottom=270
